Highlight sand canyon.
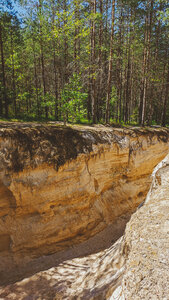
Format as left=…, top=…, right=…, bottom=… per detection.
left=0, top=123, right=168, bottom=299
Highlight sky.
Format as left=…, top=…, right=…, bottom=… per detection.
left=0, top=0, right=27, bottom=21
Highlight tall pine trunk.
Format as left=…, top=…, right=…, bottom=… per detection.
left=33, top=40, right=40, bottom=117
left=63, top=0, right=68, bottom=84
left=90, top=0, right=97, bottom=123
left=105, top=0, right=115, bottom=123
left=52, top=0, right=58, bottom=120
left=39, top=0, right=48, bottom=119
left=10, top=27, right=17, bottom=117
left=161, top=63, right=169, bottom=127
left=0, top=23, right=8, bottom=117
left=97, top=0, right=103, bottom=121
left=140, top=0, right=153, bottom=126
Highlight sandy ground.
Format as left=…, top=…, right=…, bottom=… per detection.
left=1, top=214, right=130, bottom=287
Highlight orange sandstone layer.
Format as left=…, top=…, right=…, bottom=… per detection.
left=0, top=123, right=168, bottom=284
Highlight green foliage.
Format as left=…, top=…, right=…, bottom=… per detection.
left=0, top=0, right=168, bottom=126
left=41, top=93, right=55, bottom=108
left=60, top=73, right=87, bottom=124
left=110, top=85, right=118, bottom=118
left=130, top=108, right=139, bottom=123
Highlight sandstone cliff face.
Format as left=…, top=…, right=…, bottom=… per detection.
left=0, top=153, right=168, bottom=300
left=0, top=123, right=169, bottom=285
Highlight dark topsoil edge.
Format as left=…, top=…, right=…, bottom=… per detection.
left=0, top=122, right=169, bottom=173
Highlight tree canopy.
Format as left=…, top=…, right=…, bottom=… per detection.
left=0, top=0, right=169, bottom=125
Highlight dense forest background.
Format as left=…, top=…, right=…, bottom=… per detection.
left=0, top=0, right=168, bottom=125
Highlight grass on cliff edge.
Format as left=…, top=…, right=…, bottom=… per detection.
left=0, top=116, right=168, bottom=128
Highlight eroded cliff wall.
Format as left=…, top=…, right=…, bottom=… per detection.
left=0, top=153, right=168, bottom=300
left=0, top=123, right=169, bottom=283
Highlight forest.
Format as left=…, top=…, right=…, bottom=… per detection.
left=0, top=0, right=169, bottom=126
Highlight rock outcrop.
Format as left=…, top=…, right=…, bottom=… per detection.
left=0, top=152, right=168, bottom=300
left=0, top=122, right=169, bottom=287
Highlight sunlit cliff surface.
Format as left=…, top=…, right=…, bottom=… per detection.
left=0, top=123, right=168, bottom=298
